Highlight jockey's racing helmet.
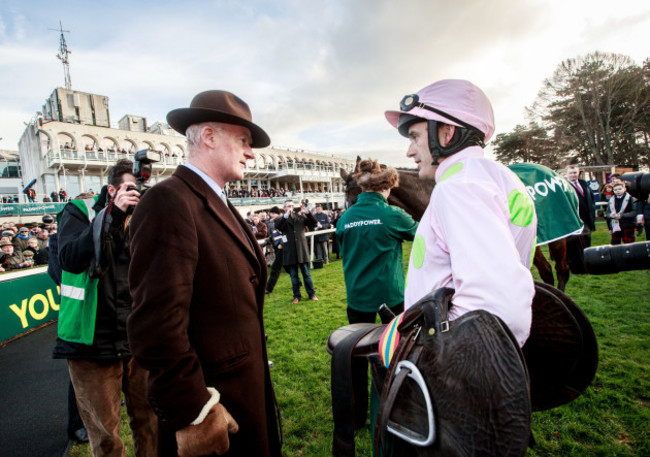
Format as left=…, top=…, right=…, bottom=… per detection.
left=385, top=79, right=495, bottom=165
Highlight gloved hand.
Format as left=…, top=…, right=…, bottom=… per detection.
left=176, top=403, right=239, bottom=457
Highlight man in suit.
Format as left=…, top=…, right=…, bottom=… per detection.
left=566, top=163, right=596, bottom=246
left=275, top=199, right=319, bottom=304
left=127, top=91, right=281, bottom=457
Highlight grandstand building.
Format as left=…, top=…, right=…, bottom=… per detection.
left=17, top=88, right=355, bottom=213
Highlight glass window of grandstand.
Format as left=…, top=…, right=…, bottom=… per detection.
left=61, top=175, right=81, bottom=200
left=84, top=175, right=102, bottom=195
left=44, top=175, right=57, bottom=195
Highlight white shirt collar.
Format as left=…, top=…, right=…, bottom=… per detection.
left=184, top=163, right=226, bottom=200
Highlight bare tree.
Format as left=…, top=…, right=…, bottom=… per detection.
left=528, top=52, right=650, bottom=168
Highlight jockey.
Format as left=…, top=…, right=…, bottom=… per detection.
left=385, top=79, right=537, bottom=347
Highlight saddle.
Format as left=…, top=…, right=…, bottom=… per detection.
left=372, top=288, right=531, bottom=456
left=327, top=282, right=599, bottom=457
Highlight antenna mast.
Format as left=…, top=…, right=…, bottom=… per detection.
left=54, top=21, right=72, bottom=89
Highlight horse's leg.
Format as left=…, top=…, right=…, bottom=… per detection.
left=550, top=240, right=570, bottom=292
left=533, top=246, right=555, bottom=287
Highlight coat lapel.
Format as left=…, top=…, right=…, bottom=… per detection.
left=173, top=166, right=262, bottom=268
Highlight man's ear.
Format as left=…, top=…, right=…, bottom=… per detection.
left=107, top=184, right=116, bottom=198
left=439, top=124, right=456, bottom=147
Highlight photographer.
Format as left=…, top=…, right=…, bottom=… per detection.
left=276, top=199, right=319, bottom=303
left=53, top=159, right=156, bottom=457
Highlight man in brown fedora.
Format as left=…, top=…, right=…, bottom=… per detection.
left=127, top=91, right=282, bottom=457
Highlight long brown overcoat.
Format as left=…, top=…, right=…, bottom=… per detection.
left=127, top=165, right=281, bottom=457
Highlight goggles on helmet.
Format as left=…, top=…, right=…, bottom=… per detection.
left=399, top=94, right=484, bottom=138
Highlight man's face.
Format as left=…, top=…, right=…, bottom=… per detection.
left=38, top=231, right=49, bottom=240
left=613, top=184, right=626, bottom=197
left=315, top=206, right=322, bottom=214
left=28, top=238, right=39, bottom=249
left=406, top=122, right=438, bottom=180
left=566, top=166, right=580, bottom=182
left=210, top=124, right=255, bottom=185
left=284, top=201, right=294, bottom=212
left=1, top=245, right=13, bottom=255
left=108, top=173, right=137, bottom=197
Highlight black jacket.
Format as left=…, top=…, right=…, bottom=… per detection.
left=275, top=210, right=317, bottom=266
left=53, top=201, right=133, bottom=360
left=313, top=212, right=331, bottom=243
left=572, top=179, right=596, bottom=231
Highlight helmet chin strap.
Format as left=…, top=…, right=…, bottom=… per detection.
left=428, top=120, right=485, bottom=166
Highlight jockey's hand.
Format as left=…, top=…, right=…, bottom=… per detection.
left=176, top=403, right=239, bottom=457
left=113, top=184, right=140, bottom=213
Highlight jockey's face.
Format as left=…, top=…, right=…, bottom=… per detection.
left=406, top=122, right=438, bottom=180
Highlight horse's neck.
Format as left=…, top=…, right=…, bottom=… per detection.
left=388, top=172, right=434, bottom=221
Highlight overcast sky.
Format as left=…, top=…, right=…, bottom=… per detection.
left=1, top=0, right=649, bottom=166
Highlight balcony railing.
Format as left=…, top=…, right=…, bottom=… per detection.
left=46, top=149, right=185, bottom=167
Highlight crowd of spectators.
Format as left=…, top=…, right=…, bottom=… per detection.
left=0, top=216, right=56, bottom=272
left=226, top=187, right=336, bottom=199
left=251, top=203, right=344, bottom=267
left=227, top=187, right=289, bottom=198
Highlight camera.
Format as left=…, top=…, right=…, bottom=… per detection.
left=132, top=149, right=161, bottom=191
left=126, top=149, right=161, bottom=214
left=621, top=171, right=650, bottom=201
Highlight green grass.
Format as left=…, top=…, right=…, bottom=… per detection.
left=70, top=223, right=649, bottom=456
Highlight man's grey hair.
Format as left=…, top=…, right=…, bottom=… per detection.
left=185, top=122, right=225, bottom=149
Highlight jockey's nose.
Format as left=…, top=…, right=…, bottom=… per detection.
left=406, top=143, right=416, bottom=158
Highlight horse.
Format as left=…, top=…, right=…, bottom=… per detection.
left=340, top=157, right=571, bottom=291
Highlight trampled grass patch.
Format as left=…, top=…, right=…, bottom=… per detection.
left=70, top=223, right=649, bottom=456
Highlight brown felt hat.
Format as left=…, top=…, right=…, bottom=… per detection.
left=167, top=90, right=270, bottom=148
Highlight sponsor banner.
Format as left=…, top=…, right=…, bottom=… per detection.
left=0, top=202, right=66, bottom=217
left=0, top=271, right=60, bottom=342
left=509, top=163, right=584, bottom=245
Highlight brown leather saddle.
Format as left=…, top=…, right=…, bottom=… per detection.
left=372, top=287, right=531, bottom=456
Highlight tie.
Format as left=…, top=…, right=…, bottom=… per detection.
left=573, top=181, right=584, bottom=196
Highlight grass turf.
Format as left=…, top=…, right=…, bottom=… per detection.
left=70, top=222, right=649, bottom=456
